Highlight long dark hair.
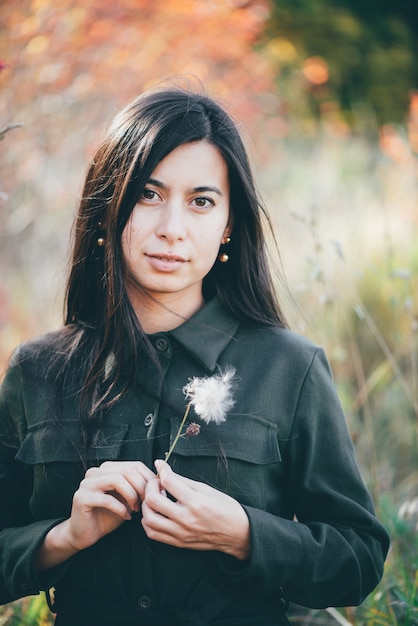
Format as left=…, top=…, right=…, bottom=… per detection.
left=58, top=87, right=288, bottom=451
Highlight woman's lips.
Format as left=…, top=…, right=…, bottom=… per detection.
left=145, top=253, right=188, bottom=272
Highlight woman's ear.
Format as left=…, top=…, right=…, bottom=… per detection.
left=222, top=222, right=232, bottom=243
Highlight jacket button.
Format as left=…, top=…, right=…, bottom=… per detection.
left=138, top=595, right=152, bottom=609
left=144, top=413, right=154, bottom=427
left=154, top=337, right=168, bottom=351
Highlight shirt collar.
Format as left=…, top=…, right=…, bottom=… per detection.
left=169, top=298, right=240, bottom=373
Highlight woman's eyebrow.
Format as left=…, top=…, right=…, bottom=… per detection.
left=147, top=178, right=168, bottom=190
left=192, top=185, right=223, bottom=196
left=147, top=178, right=223, bottom=196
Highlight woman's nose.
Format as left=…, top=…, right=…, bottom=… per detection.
left=156, top=202, right=187, bottom=242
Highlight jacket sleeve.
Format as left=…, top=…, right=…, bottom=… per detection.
left=219, top=348, right=390, bottom=609
left=0, top=349, right=72, bottom=605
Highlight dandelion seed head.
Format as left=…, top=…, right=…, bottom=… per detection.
left=183, top=366, right=236, bottom=425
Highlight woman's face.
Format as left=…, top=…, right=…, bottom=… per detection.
left=121, top=140, right=231, bottom=313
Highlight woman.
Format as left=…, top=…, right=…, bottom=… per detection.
left=0, top=87, right=389, bottom=625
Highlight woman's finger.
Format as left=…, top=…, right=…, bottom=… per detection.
left=142, top=477, right=173, bottom=517
left=82, top=461, right=156, bottom=507
left=72, top=488, right=133, bottom=520
left=80, top=471, right=141, bottom=513
left=154, top=460, right=202, bottom=502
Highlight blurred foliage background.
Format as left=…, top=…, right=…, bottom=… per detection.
left=0, top=0, right=417, bottom=624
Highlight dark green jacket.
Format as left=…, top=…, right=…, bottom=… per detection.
left=0, top=298, right=389, bottom=624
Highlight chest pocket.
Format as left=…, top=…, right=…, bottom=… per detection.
left=168, top=414, right=282, bottom=510
left=15, top=420, right=129, bottom=519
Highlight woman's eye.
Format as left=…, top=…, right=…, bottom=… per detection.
left=193, top=197, right=214, bottom=208
left=142, top=189, right=157, bottom=200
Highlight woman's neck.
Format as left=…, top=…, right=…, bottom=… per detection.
left=128, top=290, right=205, bottom=334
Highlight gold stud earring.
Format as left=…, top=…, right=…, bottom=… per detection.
left=97, top=220, right=106, bottom=247
left=218, top=235, right=231, bottom=262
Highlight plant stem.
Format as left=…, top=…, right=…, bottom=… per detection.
left=325, top=607, right=353, bottom=626
left=164, top=403, right=191, bottom=464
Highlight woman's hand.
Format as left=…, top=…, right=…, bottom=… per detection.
left=141, top=460, right=250, bottom=561
left=35, top=460, right=155, bottom=571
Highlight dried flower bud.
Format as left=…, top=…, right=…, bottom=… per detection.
left=185, top=422, right=201, bottom=437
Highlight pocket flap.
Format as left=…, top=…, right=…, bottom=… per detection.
left=171, top=414, right=281, bottom=464
left=16, top=420, right=129, bottom=464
